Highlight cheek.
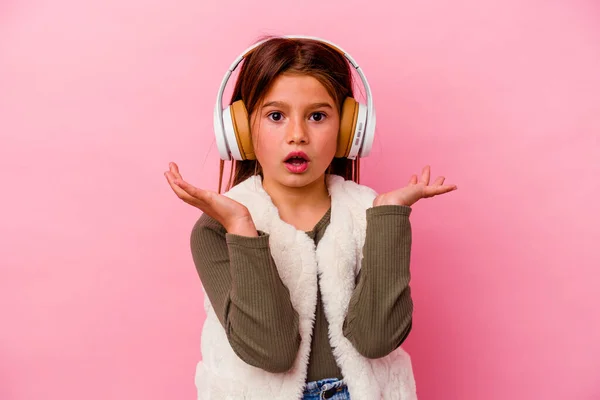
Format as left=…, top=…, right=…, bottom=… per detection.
left=252, top=124, right=278, bottom=163
left=317, top=137, right=337, bottom=158
left=319, top=125, right=339, bottom=156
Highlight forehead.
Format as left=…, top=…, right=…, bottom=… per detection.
left=263, top=73, right=334, bottom=103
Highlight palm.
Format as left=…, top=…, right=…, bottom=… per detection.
left=376, top=165, right=457, bottom=207
left=164, top=162, right=251, bottom=229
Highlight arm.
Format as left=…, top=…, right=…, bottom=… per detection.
left=342, top=205, right=414, bottom=359
left=190, top=213, right=301, bottom=372
left=342, top=165, right=457, bottom=358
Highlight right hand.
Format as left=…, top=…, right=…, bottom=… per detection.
left=164, top=162, right=258, bottom=236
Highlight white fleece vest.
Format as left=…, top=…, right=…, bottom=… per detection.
left=195, top=175, right=417, bottom=399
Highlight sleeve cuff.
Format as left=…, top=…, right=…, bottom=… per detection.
left=225, top=231, right=270, bottom=249
left=367, top=204, right=412, bottom=217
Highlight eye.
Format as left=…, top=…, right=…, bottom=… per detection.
left=268, top=112, right=283, bottom=122
left=310, top=112, right=326, bottom=122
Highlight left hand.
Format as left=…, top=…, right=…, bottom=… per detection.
left=373, top=165, right=457, bottom=207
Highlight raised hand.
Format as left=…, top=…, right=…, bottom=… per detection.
left=164, top=162, right=258, bottom=236
left=373, top=165, right=457, bottom=207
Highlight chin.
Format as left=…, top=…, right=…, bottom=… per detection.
left=281, top=175, right=314, bottom=188
left=278, top=171, right=326, bottom=189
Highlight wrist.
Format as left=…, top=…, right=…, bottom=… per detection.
left=373, top=194, right=411, bottom=207
left=225, top=216, right=258, bottom=237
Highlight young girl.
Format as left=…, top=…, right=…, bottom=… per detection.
left=165, top=36, right=456, bottom=400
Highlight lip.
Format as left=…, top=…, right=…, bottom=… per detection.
left=283, top=151, right=310, bottom=174
left=284, top=151, right=310, bottom=162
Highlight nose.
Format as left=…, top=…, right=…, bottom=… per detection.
left=286, top=117, right=308, bottom=145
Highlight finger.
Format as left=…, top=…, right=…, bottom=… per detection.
left=165, top=171, right=196, bottom=202
left=420, top=165, right=431, bottom=185
left=177, top=179, right=218, bottom=209
left=424, top=184, right=457, bottom=197
left=408, top=174, right=418, bottom=185
left=169, top=162, right=183, bottom=180
left=174, top=177, right=208, bottom=201
left=165, top=171, right=186, bottom=196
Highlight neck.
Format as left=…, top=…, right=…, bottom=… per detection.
left=261, top=174, right=331, bottom=228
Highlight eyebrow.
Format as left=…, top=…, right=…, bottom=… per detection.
left=262, top=101, right=333, bottom=109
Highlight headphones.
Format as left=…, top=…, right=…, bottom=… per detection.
left=213, top=35, right=376, bottom=161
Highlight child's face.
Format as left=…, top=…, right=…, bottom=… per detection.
left=250, top=73, right=340, bottom=191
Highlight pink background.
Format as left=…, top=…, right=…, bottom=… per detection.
left=1, top=0, right=599, bottom=399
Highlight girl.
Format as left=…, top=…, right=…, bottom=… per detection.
left=165, top=36, right=456, bottom=400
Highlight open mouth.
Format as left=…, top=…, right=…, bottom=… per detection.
left=284, top=152, right=309, bottom=173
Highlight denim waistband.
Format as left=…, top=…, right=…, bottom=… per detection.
left=303, top=377, right=347, bottom=395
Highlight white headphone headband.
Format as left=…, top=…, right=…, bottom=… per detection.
left=213, top=35, right=376, bottom=160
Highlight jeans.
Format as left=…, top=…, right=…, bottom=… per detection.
left=301, top=378, right=351, bottom=400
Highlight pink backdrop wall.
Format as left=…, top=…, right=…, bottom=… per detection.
left=1, top=0, right=599, bottom=399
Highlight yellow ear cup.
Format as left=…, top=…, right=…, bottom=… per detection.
left=230, top=100, right=256, bottom=160
left=336, top=97, right=359, bottom=158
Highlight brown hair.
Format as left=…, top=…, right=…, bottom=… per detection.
left=218, top=36, right=361, bottom=193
